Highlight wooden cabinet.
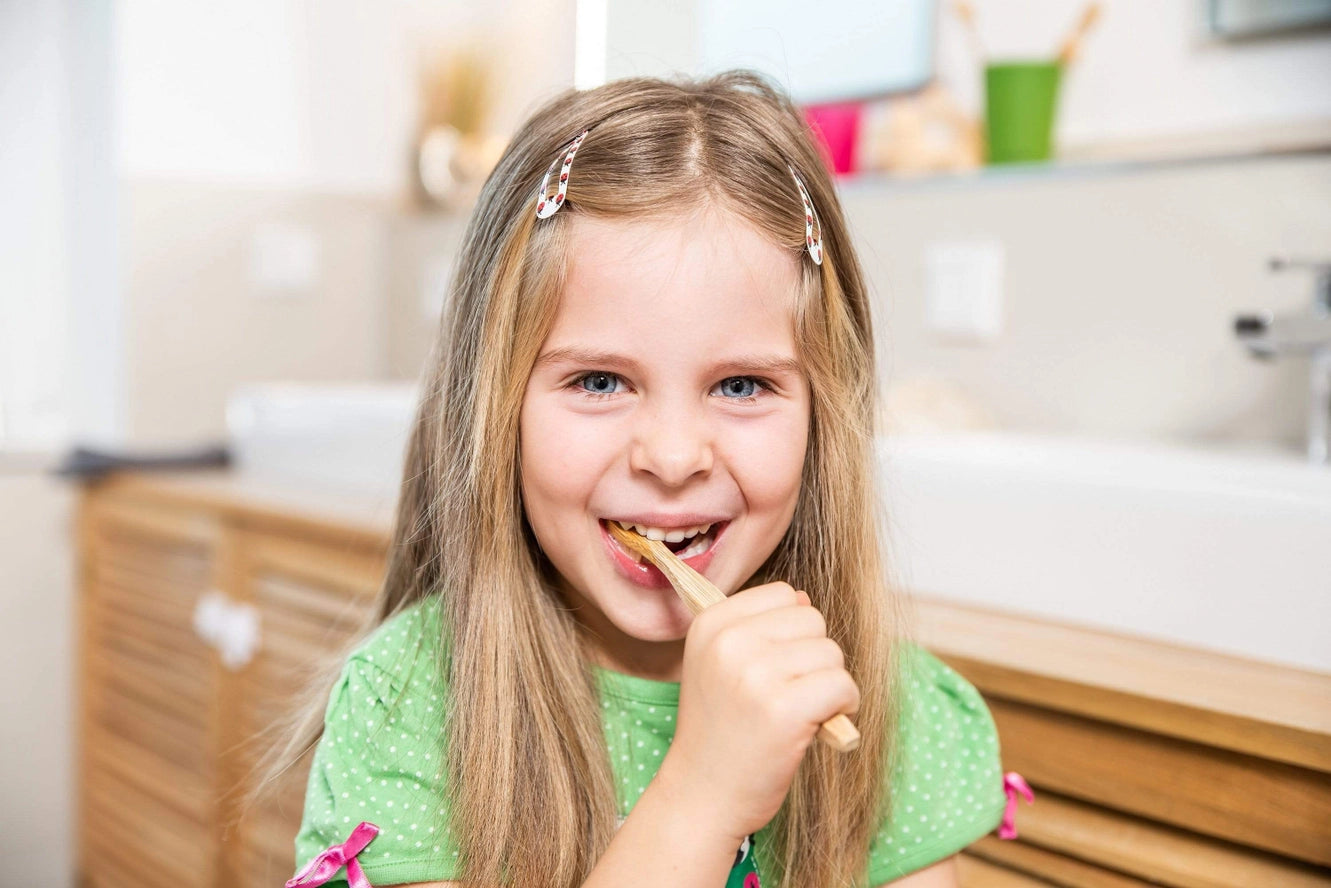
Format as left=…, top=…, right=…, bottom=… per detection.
left=79, top=498, right=223, bottom=887
left=76, top=470, right=1331, bottom=888
left=226, top=529, right=387, bottom=886
left=918, top=602, right=1331, bottom=887
left=77, top=472, right=386, bottom=888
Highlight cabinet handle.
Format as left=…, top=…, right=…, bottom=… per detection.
left=192, top=591, right=262, bottom=670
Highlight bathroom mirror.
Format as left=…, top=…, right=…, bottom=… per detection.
left=603, top=0, right=937, bottom=103
left=1206, top=0, right=1331, bottom=39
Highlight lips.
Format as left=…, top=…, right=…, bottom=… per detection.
left=599, top=518, right=728, bottom=589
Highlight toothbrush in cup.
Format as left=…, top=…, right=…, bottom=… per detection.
left=607, top=520, right=861, bottom=753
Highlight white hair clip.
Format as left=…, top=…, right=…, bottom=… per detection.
left=535, top=130, right=590, bottom=219
left=789, top=166, right=823, bottom=265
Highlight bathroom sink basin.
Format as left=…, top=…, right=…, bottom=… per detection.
left=226, top=383, right=420, bottom=500
left=878, top=432, right=1331, bottom=673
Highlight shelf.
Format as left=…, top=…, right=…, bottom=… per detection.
left=839, top=117, right=1331, bottom=193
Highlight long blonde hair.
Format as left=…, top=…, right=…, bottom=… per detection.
left=259, top=70, right=905, bottom=887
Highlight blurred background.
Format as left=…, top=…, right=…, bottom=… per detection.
left=3, top=1, right=1330, bottom=885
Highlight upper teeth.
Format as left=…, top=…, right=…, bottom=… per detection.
left=615, top=520, right=713, bottom=542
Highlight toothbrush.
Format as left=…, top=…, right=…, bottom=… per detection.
left=1056, top=2, right=1102, bottom=67
left=952, top=1, right=988, bottom=67
left=607, top=521, right=861, bottom=753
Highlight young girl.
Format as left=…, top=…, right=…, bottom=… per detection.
left=279, top=71, right=1024, bottom=888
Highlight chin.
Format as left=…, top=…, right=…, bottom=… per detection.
left=606, top=596, right=692, bottom=641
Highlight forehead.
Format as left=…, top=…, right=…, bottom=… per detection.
left=547, top=209, right=802, bottom=364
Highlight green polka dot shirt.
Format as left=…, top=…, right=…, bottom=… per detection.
left=293, top=595, right=1009, bottom=887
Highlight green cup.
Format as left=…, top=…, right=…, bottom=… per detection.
left=984, top=60, right=1062, bottom=164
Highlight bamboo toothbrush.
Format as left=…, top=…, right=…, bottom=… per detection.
left=607, top=521, right=861, bottom=753
left=952, top=1, right=988, bottom=68
left=1056, top=2, right=1101, bottom=67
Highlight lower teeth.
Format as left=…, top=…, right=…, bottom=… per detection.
left=676, top=530, right=714, bottom=559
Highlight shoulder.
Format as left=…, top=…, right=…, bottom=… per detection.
left=294, top=594, right=462, bottom=885
left=897, top=643, right=994, bottom=730
left=348, top=594, right=448, bottom=680
left=865, top=642, right=1007, bottom=884
left=327, top=595, right=449, bottom=709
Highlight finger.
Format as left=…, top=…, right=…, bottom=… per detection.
left=742, top=601, right=828, bottom=642
left=768, top=637, right=845, bottom=680
left=786, top=669, right=861, bottom=723
left=709, top=581, right=801, bottom=623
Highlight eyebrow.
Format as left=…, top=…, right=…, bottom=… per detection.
left=534, top=346, right=803, bottom=377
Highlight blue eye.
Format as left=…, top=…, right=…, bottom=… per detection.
left=715, top=377, right=766, bottom=400
left=575, top=372, right=623, bottom=397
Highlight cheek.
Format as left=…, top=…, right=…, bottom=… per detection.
left=725, top=411, right=809, bottom=514
left=519, top=396, right=616, bottom=523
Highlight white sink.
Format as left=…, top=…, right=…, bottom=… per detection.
left=226, top=383, right=420, bottom=500
left=879, top=432, right=1331, bottom=673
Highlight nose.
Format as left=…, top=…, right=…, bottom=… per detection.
left=628, top=397, right=714, bottom=486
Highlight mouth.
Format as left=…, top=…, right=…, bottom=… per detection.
left=598, top=518, right=728, bottom=587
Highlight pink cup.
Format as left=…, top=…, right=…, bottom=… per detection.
left=803, top=102, right=863, bottom=175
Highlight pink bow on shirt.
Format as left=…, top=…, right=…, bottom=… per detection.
left=287, top=821, right=381, bottom=888
left=998, top=772, right=1034, bottom=840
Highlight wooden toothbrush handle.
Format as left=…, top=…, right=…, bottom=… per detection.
left=818, top=714, right=861, bottom=752
left=608, top=524, right=862, bottom=753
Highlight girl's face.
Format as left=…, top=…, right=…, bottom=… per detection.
left=519, top=207, right=810, bottom=681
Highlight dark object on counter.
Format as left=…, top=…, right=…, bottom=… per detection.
left=51, top=442, right=231, bottom=479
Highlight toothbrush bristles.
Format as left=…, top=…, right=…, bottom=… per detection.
left=607, top=521, right=723, bottom=614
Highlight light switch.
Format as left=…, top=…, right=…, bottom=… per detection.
left=924, top=240, right=1004, bottom=342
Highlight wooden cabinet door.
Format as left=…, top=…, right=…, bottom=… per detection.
left=222, top=527, right=386, bottom=888
left=78, top=495, right=224, bottom=888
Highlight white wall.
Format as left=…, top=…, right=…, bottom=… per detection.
left=1, top=1, right=71, bottom=448
left=116, top=0, right=578, bottom=193
left=0, top=472, right=75, bottom=888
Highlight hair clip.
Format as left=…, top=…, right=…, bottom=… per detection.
left=789, top=166, right=823, bottom=265
left=535, top=130, right=590, bottom=219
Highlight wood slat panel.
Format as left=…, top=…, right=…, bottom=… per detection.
left=86, top=770, right=214, bottom=887
left=89, top=648, right=210, bottom=727
left=87, top=731, right=213, bottom=823
left=91, top=496, right=220, bottom=549
left=1012, top=788, right=1331, bottom=888
left=84, top=833, right=178, bottom=888
left=968, top=835, right=1151, bottom=888
left=80, top=492, right=222, bottom=888
left=990, top=697, right=1331, bottom=866
left=222, top=528, right=384, bottom=888
left=92, top=680, right=212, bottom=774
left=957, top=853, right=1058, bottom=887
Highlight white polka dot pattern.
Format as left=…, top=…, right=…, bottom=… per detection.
left=292, top=596, right=1008, bottom=886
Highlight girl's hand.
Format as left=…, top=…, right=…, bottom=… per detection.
left=658, top=582, right=861, bottom=845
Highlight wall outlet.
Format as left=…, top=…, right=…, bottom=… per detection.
left=924, top=239, right=1005, bottom=342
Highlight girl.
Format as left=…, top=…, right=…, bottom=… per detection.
left=275, top=71, right=1019, bottom=888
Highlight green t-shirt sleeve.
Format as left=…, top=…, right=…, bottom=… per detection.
left=864, top=645, right=1008, bottom=885
left=293, top=605, right=461, bottom=887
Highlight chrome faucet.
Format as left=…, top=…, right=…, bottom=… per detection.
left=1234, top=257, right=1331, bottom=465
